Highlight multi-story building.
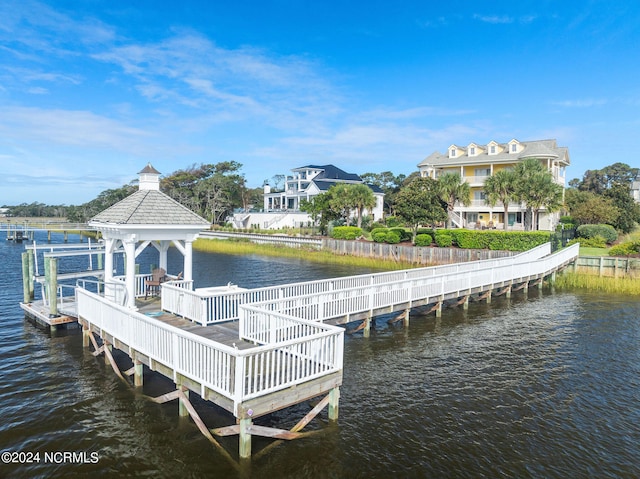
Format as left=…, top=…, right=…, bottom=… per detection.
left=418, top=139, right=570, bottom=231
left=631, top=176, right=640, bottom=203
left=230, top=164, right=384, bottom=229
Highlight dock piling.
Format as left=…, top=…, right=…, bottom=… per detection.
left=239, top=417, right=253, bottom=459
left=21, top=252, right=30, bottom=304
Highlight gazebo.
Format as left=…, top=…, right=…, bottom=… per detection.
left=89, top=163, right=209, bottom=309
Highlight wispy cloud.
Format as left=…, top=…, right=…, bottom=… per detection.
left=473, top=13, right=538, bottom=25
left=550, top=98, right=607, bottom=108
left=92, top=32, right=342, bottom=132
left=0, top=106, right=153, bottom=152
left=473, top=14, right=514, bottom=24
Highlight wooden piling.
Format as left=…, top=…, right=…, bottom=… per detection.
left=28, top=249, right=35, bottom=300
left=328, top=386, right=340, bottom=421
left=134, top=359, right=143, bottom=387
left=239, top=417, right=253, bottom=459
left=82, top=325, right=90, bottom=348
left=46, top=258, right=58, bottom=317
left=178, top=385, right=189, bottom=417
left=21, top=252, right=30, bottom=304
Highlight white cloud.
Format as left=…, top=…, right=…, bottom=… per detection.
left=550, top=98, right=607, bottom=108
left=0, top=106, right=157, bottom=157
left=473, top=14, right=514, bottom=24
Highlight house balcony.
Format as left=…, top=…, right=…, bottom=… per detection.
left=462, top=176, right=490, bottom=186
left=455, top=200, right=524, bottom=211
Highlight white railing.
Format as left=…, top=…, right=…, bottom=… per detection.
left=463, top=175, right=490, bottom=184
left=239, top=243, right=579, bottom=324
left=76, top=288, right=343, bottom=412
left=112, top=272, right=184, bottom=298
left=449, top=209, right=466, bottom=228
left=161, top=243, right=552, bottom=325
left=199, top=231, right=322, bottom=248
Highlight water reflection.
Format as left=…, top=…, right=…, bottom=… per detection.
left=0, top=233, right=639, bottom=478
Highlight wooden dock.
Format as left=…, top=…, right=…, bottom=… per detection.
left=19, top=240, right=579, bottom=461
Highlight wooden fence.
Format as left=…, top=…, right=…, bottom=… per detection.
left=321, top=238, right=515, bottom=264
left=571, top=256, right=640, bottom=278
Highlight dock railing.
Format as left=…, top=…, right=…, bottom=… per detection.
left=76, top=287, right=344, bottom=412
left=161, top=243, right=552, bottom=325
left=238, top=243, right=579, bottom=323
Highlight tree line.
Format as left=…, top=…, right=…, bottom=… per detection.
left=4, top=160, right=638, bottom=236
left=565, top=162, right=640, bottom=233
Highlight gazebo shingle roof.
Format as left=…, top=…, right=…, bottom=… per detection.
left=91, top=189, right=209, bottom=225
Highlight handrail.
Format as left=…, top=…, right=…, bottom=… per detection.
left=238, top=243, right=579, bottom=325
left=161, top=243, right=552, bottom=325
left=76, top=287, right=343, bottom=411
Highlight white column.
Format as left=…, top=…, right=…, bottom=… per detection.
left=124, top=238, right=137, bottom=309
left=103, top=238, right=116, bottom=301
left=104, top=238, right=115, bottom=283
left=183, top=240, right=193, bottom=282
left=158, top=240, right=170, bottom=271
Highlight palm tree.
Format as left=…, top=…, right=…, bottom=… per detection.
left=437, top=173, right=471, bottom=229
left=483, top=169, right=518, bottom=230
left=346, top=183, right=377, bottom=229
left=513, top=159, right=563, bottom=230
left=327, top=183, right=377, bottom=228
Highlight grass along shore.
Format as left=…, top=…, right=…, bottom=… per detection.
left=554, top=272, right=640, bottom=295
left=197, top=237, right=640, bottom=294
left=193, top=237, right=415, bottom=270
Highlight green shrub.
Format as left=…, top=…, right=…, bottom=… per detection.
left=609, top=240, right=640, bottom=256
left=414, top=233, right=432, bottom=247
left=370, top=228, right=388, bottom=237
left=389, top=227, right=411, bottom=242
left=576, top=224, right=617, bottom=244
left=435, top=229, right=551, bottom=251
left=372, top=231, right=387, bottom=243
left=331, top=226, right=362, bottom=240
left=567, top=236, right=607, bottom=248
left=435, top=233, right=453, bottom=247
left=385, top=231, right=401, bottom=244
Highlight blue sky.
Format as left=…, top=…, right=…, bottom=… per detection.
left=1, top=0, right=639, bottom=205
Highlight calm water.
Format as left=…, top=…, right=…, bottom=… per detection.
left=0, top=232, right=639, bottom=478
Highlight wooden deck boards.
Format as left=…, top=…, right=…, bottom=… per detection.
left=22, top=295, right=256, bottom=350
left=136, top=298, right=256, bottom=350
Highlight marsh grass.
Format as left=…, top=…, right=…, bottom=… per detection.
left=193, top=238, right=416, bottom=270
left=555, top=272, right=640, bottom=295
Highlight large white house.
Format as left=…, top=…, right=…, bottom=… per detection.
left=230, top=164, right=384, bottom=230
left=418, top=139, right=570, bottom=231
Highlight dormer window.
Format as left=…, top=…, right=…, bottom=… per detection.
left=450, top=148, right=456, bottom=157
left=511, top=144, right=517, bottom=152
left=470, top=147, right=475, bottom=155
left=490, top=146, right=496, bottom=154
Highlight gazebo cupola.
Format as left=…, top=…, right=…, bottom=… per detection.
left=138, top=162, right=161, bottom=191
left=88, top=164, right=210, bottom=309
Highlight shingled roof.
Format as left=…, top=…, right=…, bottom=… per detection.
left=418, top=139, right=569, bottom=168
left=91, top=189, right=209, bottom=225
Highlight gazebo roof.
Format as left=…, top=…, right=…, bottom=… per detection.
left=90, top=189, right=209, bottom=226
